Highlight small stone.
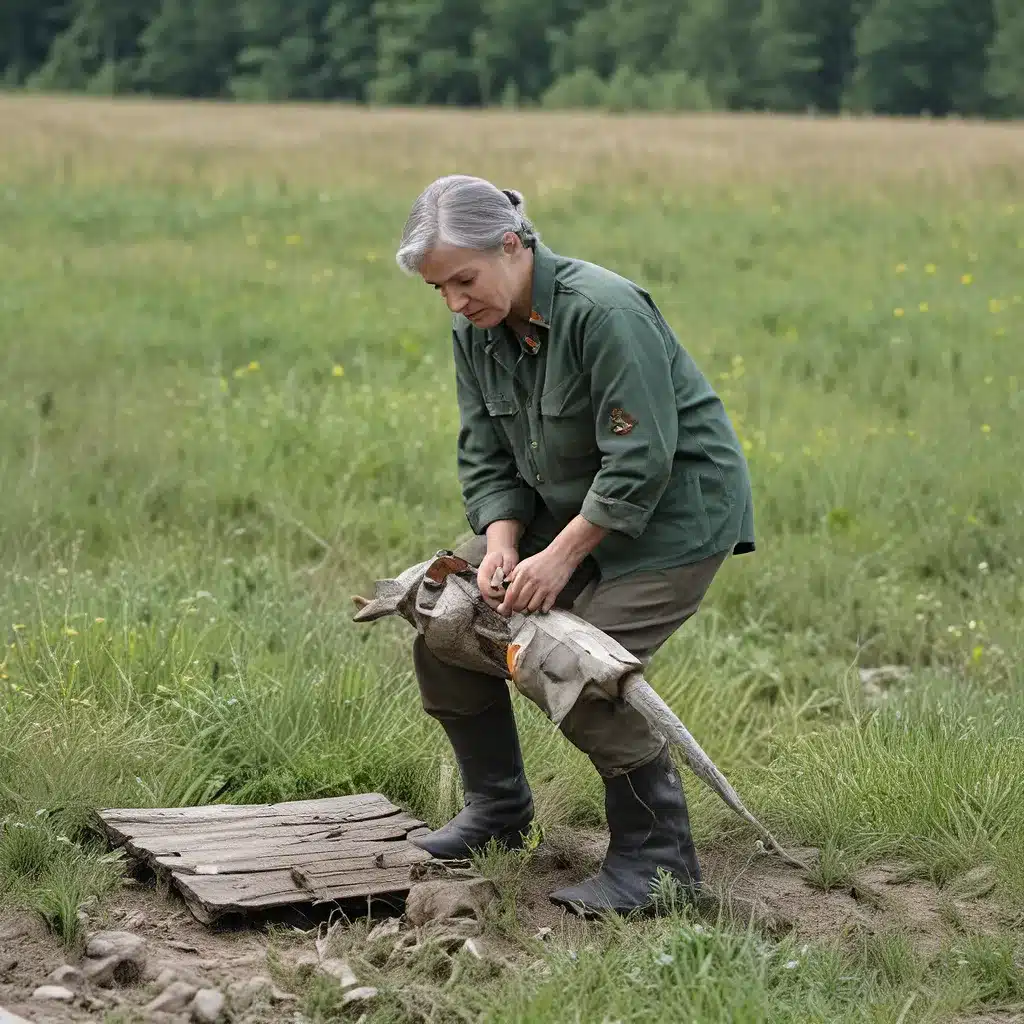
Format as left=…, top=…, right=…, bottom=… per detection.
left=167, top=940, right=199, bottom=954
left=461, top=938, right=483, bottom=959
left=31, top=985, right=75, bottom=1002
left=145, top=980, right=198, bottom=1013
left=86, top=930, right=146, bottom=961
left=534, top=927, right=553, bottom=941
left=319, top=958, right=357, bottom=988
left=84, top=952, right=145, bottom=987
left=342, top=986, right=378, bottom=1005
left=47, top=965, right=85, bottom=990
left=122, top=910, right=147, bottom=929
left=84, top=929, right=147, bottom=986
left=190, top=987, right=226, bottom=1023
left=405, top=878, right=498, bottom=928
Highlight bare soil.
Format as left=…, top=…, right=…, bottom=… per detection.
left=0, top=834, right=1013, bottom=1022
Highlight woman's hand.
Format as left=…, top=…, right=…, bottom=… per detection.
left=477, top=547, right=519, bottom=611
left=497, top=546, right=579, bottom=617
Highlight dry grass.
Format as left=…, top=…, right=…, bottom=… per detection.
left=2, top=94, right=1023, bottom=195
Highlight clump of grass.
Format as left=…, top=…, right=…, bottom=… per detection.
left=0, top=819, right=123, bottom=946
left=805, top=840, right=859, bottom=892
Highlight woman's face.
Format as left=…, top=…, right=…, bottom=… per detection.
left=419, top=234, right=527, bottom=329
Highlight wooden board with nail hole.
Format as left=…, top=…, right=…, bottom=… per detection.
left=96, top=793, right=434, bottom=924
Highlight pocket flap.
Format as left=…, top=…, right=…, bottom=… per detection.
left=484, top=396, right=517, bottom=416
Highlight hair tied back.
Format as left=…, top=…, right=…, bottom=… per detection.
left=501, top=188, right=523, bottom=209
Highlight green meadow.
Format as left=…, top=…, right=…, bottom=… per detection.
left=1, top=95, right=1023, bottom=1021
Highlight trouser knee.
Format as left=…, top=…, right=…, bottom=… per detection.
left=557, top=695, right=666, bottom=778
left=413, top=634, right=509, bottom=718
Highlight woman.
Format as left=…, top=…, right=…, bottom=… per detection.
left=393, top=174, right=755, bottom=917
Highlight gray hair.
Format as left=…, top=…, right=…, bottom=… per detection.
left=395, top=175, right=539, bottom=275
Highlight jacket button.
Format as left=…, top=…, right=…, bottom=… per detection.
left=530, top=440, right=538, bottom=449
left=536, top=474, right=543, bottom=483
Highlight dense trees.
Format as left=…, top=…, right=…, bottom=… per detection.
left=2, top=0, right=1021, bottom=115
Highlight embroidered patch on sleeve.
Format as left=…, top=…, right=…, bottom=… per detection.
left=610, top=408, right=637, bottom=436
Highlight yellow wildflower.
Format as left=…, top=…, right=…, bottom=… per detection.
left=919, top=302, right=929, bottom=313
left=64, top=627, right=78, bottom=637
left=925, top=263, right=936, bottom=274
left=989, top=298, right=1004, bottom=314
left=893, top=308, right=905, bottom=318
left=248, top=360, right=260, bottom=372
left=332, top=364, right=345, bottom=378
left=286, top=234, right=301, bottom=245
left=895, top=263, right=907, bottom=274
left=981, top=424, right=991, bottom=434
left=961, top=273, right=973, bottom=285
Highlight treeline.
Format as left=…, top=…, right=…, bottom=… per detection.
left=2, top=0, right=1023, bottom=116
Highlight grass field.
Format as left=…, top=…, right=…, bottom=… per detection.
left=1, top=95, right=1023, bottom=1022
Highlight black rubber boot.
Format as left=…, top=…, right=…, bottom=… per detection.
left=411, top=688, right=534, bottom=860
left=549, top=745, right=700, bottom=916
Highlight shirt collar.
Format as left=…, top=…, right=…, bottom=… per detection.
left=485, top=242, right=556, bottom=356
left=527, top=241, right=556, bottom=330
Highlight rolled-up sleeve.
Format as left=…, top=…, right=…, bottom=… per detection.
left=579, top=307, right=678, bottom=538
left=453, top=329, right=536, bottom=534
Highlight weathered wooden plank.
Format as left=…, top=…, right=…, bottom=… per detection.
left=97, top=794, right=437, bottom=923
left=160, top=839, right=431, bottom=876
left=154, top=831, right=428, bottom=874
left=109, top=812, right=425, bottom=860
left=295, top=846, right=433, bottom=877
left=120, top=824, right=350, bottom=859
left=173, top=864, right=418, bottom=916
left=292, top=866, right=427, bottom=903
left=100, top=793, right=394, bottom=823
left=101, top=802, right=403, bottom=848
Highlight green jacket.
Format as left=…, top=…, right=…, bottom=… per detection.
left=452, top=241, right=755, bottom=582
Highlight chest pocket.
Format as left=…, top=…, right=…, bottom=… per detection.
left=483, top=394, right=522, bottom=452
left=539, top=377, right=597, bottom=461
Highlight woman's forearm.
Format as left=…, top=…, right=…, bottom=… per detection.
left=485, top=519, right=525, bottom=551
left=550, top=515, right=609, bottom=565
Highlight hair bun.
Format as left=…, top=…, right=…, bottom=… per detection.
left=501, top=188, right=524, bottom=209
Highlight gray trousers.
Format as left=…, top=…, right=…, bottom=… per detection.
left=414, top=535, right=727, bottom=778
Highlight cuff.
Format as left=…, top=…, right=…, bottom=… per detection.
left=466, top=488, right=536, bottom=535
left=581, top=491, right=652, bottom=539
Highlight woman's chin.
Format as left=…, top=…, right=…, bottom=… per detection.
left=467, top=309, right=500, bottom=328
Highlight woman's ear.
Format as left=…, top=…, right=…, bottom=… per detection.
left=501, top=231, right=520, bottom=256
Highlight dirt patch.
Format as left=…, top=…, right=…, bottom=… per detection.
left=0, top=836, right=1015, bottom=1021
left=502, top=830, right=1009, bottom=957
left=0, top=881, right=273, bottom=1023
left=700, top=844, right=1007, bottom=956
